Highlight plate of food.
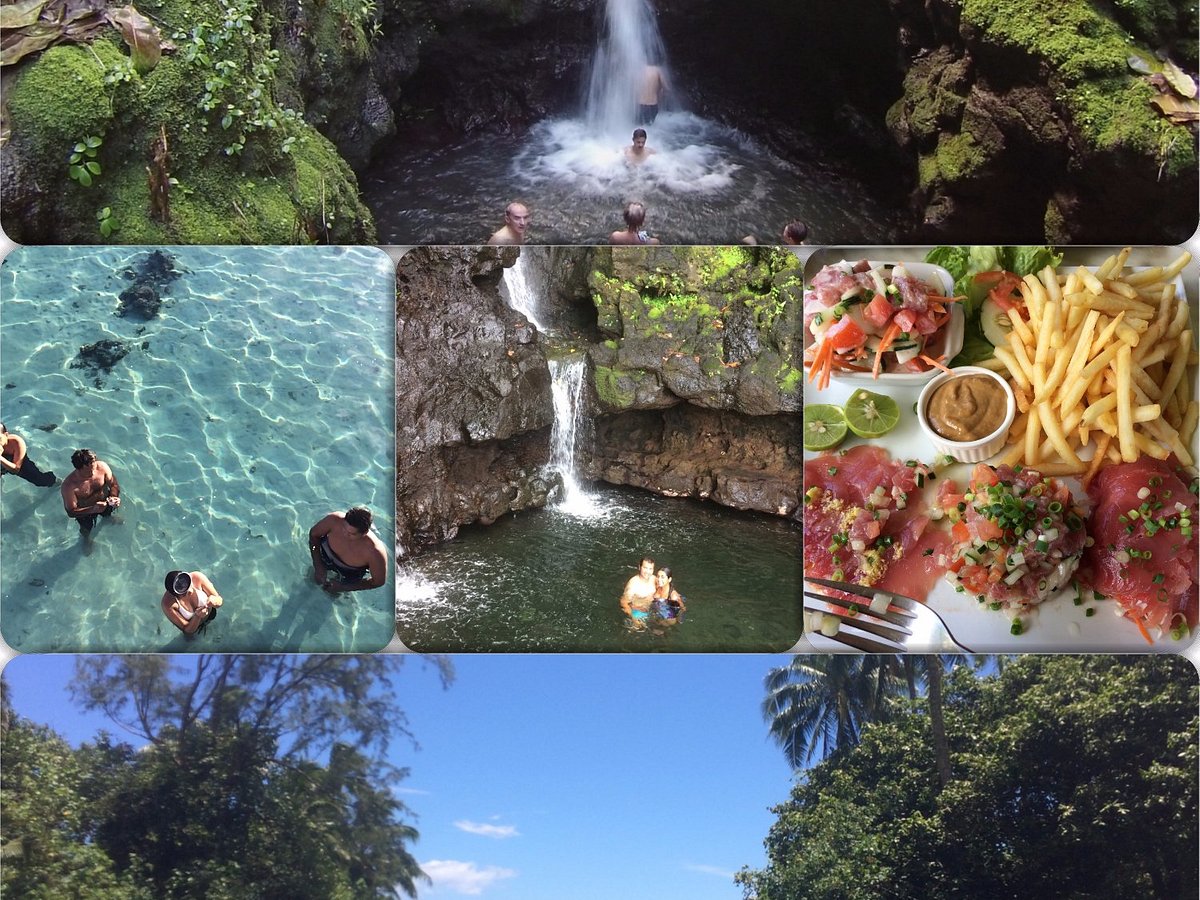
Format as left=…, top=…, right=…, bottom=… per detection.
left=802, top=247, right=1198, bottom=652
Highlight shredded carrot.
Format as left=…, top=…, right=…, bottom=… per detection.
left=1134, top=617, right=1154, bottom=645
left=807, top=339, right=829, bottom=384
left=921, top=354, right=953, bottom=375
left=877, top=321, right=902, bottom=356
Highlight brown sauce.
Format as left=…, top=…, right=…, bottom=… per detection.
left=926, top=374, right=1007, bottom=442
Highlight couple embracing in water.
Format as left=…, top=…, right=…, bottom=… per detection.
left=619, top=556, right=686, bottom=631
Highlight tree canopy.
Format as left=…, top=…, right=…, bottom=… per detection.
left=2, top=655, right=451, bottom=899
left=739, top=655, right=1197, bottom=900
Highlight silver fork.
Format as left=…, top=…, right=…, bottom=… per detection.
left=804, top=576, right=973, bottom=653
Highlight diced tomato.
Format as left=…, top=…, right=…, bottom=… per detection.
left=949, top=557, right=967, bottom=574
left=961, top=567, right=988, bottom=593
left=823, top=316, right=866, bottom=352
left=952, top=521, right=971, bottom=543
left=975, top=517, right=1003, bottom=541
left=864, top=294, right=894, bottom=330
left=972, top=464, right=1000, bottom=488
left=894, top=309, right=917, bottom=333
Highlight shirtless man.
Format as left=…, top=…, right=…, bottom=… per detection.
left=1, top=423, right=56, bottom=487
left=619, top=556, right=658, bottom=628
left=309, top=507, right=388, bottom=594
left=487, top=202, right=531, bottom=246
left=61, top=448, right=120, bottom=536
left=782, top=220, right=808, bottom=245
left=161, top=569, right=224, bottom=637
left=623, top=128, right=657, bottom=165
left=609, top=201, right=660, bottom=246
left=637, top=61, right=669, bottom=125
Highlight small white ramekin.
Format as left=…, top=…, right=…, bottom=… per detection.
left=916, top=366, right=1015, bottom=463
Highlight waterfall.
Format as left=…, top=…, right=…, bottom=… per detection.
left=583, top=0, right=671, bottom=137
left=501, top=254, right=546, bottom=332
left=548, top=358, right=602, bottom=516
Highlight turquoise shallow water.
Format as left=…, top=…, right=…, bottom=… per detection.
left=0, top=247, right=395, bottom=652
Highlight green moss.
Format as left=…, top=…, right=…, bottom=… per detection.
left=694, top=246, right=751, bottom=283
left=918, top=131, right=989, bottom=189
left=6, top=44, right=120, bottom=170
left=1065, top=77, right=1196, bottom=177
left=593, top=365, right=637, bottom=409
left=779, top=365, right=802, bottom=394
left=961, top=0, right=1130, bottom=82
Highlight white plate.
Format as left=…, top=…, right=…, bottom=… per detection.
left=803, top=258, right=1195, bottom=653
left=804, top=260, right=963, bottom=388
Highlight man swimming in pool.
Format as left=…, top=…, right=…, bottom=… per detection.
left=487, top=202, right=530, bottom=246
left=623, top=128, right=657, bottom=165
left=61, top=448, right=120, bottom=538
left=1, top=423, right=56, bottom=487
left=619, top=556, right=657, bottom=629
left=309, top=507, right=388, bottom=594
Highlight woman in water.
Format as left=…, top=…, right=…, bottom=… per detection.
left=650, top=567, right=686, bottom=627
left=161, top=569, right=223, bottom=636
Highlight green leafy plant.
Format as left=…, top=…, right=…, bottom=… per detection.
left=68, top=136, right=103, bottom=187
left=176, top=0, right=300, bottom=157
left=97, top=207, right=120, bottom=238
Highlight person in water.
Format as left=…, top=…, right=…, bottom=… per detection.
left=782, top=220, right=809, bottom=245
left=309, top=507, right=388, bottom=594
left=619, top=556, right=657, bottom=628
left=637, top=59, right=669, bottom=125
left=60, top=448, right=120, bottom=537
left=650, top=566, right=687, bottom=627
left=623, top=128, right=657, bottom=165
left=487, top=201, right=531, bottom=246
left=609, top=201, right=660, bottom=246
left=1, top=423, right=56, bottom=487
left=161, top=569, right=223, bottom=637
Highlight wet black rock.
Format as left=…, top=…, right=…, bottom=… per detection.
left=396, top=246, right=555, bottom=553
left=117, top=284, right=161, bottom=319
left=70, top=339, right=130, bottom=386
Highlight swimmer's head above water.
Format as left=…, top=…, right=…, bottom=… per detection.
left=345, top=506, right=373, bottom=534
left=165, top=570, right=192, bottom=596
left=71, top=448, right=98, bottom=471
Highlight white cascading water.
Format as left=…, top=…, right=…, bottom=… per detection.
left=500, top=253, right=546, bottom=332
left=583, top=0, right=671, bottom=137
left=549, top=358, right=602, bottom=516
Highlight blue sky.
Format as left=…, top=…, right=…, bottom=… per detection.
left=3, top=653, right=797, bottom=900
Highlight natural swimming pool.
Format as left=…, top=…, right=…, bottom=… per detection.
left=396, top=483, right=801, bottom=652
left=0, top=246, right=396, bottom=652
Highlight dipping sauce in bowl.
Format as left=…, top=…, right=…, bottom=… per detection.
left=916, top=366, right=1016, bottom=464
left=925, top=374, right=1008, bottom=442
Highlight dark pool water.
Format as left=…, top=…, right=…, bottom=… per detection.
left=364, top=112, right=901, bottom=245
left=396, top=483, right=800, bottom=652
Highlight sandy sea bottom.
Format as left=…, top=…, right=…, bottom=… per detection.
left=0, top=246, right=396, bottom=652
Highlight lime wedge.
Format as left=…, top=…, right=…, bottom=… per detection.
left=804, top=404, right=848, bottom=451
left=844, top=390, right=900, bottom=439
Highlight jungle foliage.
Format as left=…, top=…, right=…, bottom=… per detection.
left=739, top=655, right=1197, bottom=900
left=1, top=655, right=450, bottom=900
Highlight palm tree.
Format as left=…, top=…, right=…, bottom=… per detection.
left=762, top=656, right=901, bottom=768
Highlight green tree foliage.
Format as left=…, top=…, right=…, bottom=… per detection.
left=738, top=656, right=1198, bottom=900
left=2, top=656, right=451, bottom=899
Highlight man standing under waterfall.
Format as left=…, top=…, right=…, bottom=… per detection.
left=619, top=556, right=658, bottom=628
left=488, top=202, right=531, bottom=246
left=637, top=58, right=669, bottom=125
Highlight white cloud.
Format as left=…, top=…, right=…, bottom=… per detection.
left=684, top=863, right=736, bottom=879
left=421, top=860, right=517, bottom=895
left=395, top=787, right=433, bottom=796
left=453, top=820, right=520, bottom=839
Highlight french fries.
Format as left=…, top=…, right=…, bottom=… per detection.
left=985, top=249, right=1196, bottom=481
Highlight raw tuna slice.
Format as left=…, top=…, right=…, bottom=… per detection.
left=1083, top=456, right=1198, bottom=638
left=804, top=445, right=948, bottom=601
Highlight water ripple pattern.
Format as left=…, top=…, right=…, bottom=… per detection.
left=0, top=246, right=395, bottom=652
left=396, top=485, right=801, bottom=652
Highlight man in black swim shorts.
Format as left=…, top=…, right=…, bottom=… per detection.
left=308, top=506, right=388, bottom=594
left=60, top=448, right=121, bottom=538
